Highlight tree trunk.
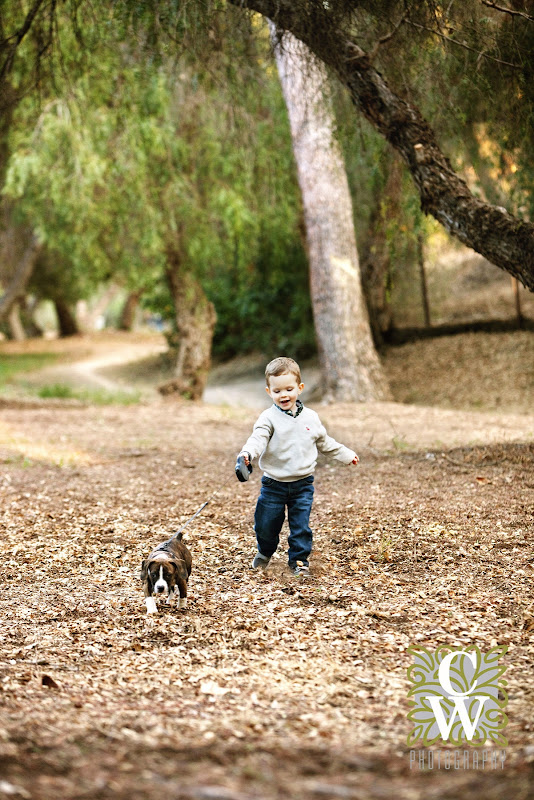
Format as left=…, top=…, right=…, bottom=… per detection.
left=158, top=249, right=217, bottom=400
left=417, top=233, right=431, bottom=328
left=76, top=284, right=121, bottom=332
left=119, top=290, right=142, bottom=331
left=360, top=152, right=402, bottom=344
left=231, top=0, right=534, bottom=292
left=272, top=28, right=390, bottom=402
left=20, top=295, right=43, bottom=337
left=54, top=299, right=79, bottom=337
left=0, top=227, right=41, bottom=321
left=7, top=302, right=26, bottom=341
left=512, top=277, right=522, bottom=328
left=0, top=82, right=17, bottom=187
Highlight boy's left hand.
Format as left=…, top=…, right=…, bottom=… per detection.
left=352, top=455, right=360, bottom=465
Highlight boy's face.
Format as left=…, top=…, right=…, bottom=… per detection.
left=266, top=372, right=304, bottom=414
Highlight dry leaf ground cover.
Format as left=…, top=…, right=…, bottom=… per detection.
left=1, top=336, right=534, bottom=800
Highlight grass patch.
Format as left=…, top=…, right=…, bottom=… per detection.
left=0, top=353, right=60, bottom=387
left=37, top=383, right=75, bottom=399
left=36, top=383, right=141, bottom=405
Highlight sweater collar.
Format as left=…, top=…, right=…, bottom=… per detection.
left=274, top=400, right=304, bottom=418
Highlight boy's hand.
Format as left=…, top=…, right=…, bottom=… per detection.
left=235, top=452, right=253, bottom=482
left=352, top=455, right=360, bottom=465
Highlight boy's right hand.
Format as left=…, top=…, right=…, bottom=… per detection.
left=235, top=452, right=253, bottom=482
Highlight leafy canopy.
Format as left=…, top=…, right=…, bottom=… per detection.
left=4, top=6, right=314, bottom=353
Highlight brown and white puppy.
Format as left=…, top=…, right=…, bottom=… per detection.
left=140, top=532, right=192, bottom=614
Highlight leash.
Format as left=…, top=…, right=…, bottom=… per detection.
left=163, top=455, right=253, bottom=544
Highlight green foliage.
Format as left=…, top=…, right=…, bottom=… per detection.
left=333, top=85, right=434, bottom=311
left=4, top=9, right=313, bottom=356
left=363, top=0, right=534, bottom=218
left=29, top=248, right=96, bottom=306
left=209, top=232, right=315, bottom=359
left=327, top=0, right=534, bottom=327
left=3, top=0, right=534, bottom=358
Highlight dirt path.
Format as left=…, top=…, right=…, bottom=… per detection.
left=6, top=334, right=291, bottom=406
left=16, top=333, right=168, bottom=394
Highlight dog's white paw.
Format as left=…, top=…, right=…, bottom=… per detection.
left=178, top=596, right=187, bottom=609
left=145, top=597, right=158, bottom=614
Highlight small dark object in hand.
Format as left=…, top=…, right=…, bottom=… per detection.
left=235, top=454, right=253, bottom=482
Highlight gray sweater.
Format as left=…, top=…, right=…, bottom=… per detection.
left=242, top=404, right=356, bottom=482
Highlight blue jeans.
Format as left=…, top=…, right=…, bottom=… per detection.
left=254, top=475, right=315, bottom=567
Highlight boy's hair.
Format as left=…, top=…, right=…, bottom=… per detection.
left=265, top=357, right=302, bottom=386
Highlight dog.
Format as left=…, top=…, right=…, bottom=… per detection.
left=140, top=531, right=192, bottom=614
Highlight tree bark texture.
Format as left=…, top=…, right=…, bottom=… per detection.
left=159, top=249, right=217, bottom=401
left=417, top=233, right=431, bottom=328
left=272, top=29, right=390, bottom=402
left=119, top=290, right=142, bottom=331
left=230, top=0, right=534, bottom=292
left=7, top=303, right=26, bottom=341
left=54, top=299, right=79, bottom=337
left=360, top=152, right=402, bottom=344
left=0, top=82, right=17, bottom=187
left=0, top=224, right=41, bottom=322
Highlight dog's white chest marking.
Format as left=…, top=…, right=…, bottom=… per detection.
left=154, top=565, right=170, bottom=596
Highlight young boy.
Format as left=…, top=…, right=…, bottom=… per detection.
left=238, top=357, right=359, bottom=577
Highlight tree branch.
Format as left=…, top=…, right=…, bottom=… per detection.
left=228, top=0, right=534, bottom=291
left=0, top=0, right=49, bottom=83
left=366, top=12, right=409, bottom=62
left=405, top=19, right=521, bottom=69
left=481, top=0, right=534, bottom=22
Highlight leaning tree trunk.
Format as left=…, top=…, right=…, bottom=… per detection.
left=272, top=28, right=390, bottom=402
left=119, top=290, right=142, bottom=331
left=158, top=249, right=216, bottom=401
left=232, top=0, right=534, bottom=292
left=0, top=227, right=41, bottom=322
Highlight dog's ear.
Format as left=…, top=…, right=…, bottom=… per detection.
left=140, top=559, right=148, bottom=582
